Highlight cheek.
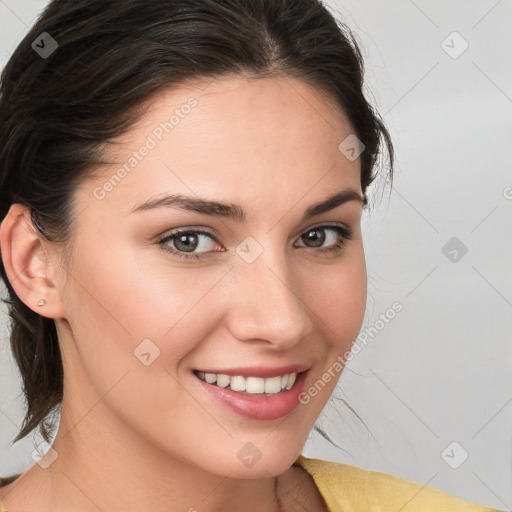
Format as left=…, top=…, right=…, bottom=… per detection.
left=60, top=242, right=228, bottom=379
left=63, top=232, right=365, bottom=360
left=58, top=245, right=215, bottom=433
left=306, top=244, right=367, bottom=348
left=296, top=250, right=366, bottom=418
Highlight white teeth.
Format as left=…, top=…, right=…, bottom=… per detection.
left=246, top=376, right=265, bottom=393
left=216, top=374, right=230, bottom=387
left=195, top=371, right=299, bottom=394
left=264, top=376, right=282, bottom=394
left=285, top=372, right=296, bottom=390
left=230, top=375, right=246, bottom=392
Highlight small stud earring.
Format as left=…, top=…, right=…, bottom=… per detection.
left=37, top=299, right=47, bottom=307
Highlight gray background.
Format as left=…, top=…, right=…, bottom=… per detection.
left=1, top=0, right=511, bottom=509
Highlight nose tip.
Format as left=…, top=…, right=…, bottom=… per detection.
left=227, top=261, right=314, bottom=349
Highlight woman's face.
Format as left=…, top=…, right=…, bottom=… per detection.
left=52, top=75, right=367, bottom=477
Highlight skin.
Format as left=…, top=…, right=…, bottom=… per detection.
left=0, top=74, right=367, bottom=512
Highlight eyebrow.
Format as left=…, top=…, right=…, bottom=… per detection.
left=131, top=188, right=366, bottom=222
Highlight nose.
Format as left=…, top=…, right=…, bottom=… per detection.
left=226, top=246, right=314, bottom=349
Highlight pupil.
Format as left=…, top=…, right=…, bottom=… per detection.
left=176, top=233, right=197, bottom=252
left=306, top=229, right=324, bottom=247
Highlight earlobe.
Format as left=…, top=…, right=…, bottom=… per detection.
left=0, top=204, right=66, bottom=318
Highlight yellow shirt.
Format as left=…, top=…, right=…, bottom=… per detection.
left=0, top=454, right=504, bottom=511
left=293, top=454, right=503, bottom=511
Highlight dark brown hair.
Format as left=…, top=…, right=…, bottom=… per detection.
left=0, top=0, right=393, bottom=444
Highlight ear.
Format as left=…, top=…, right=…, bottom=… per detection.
left=0, top=204, right=67, bottom=318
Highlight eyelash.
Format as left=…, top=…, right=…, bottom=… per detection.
left=157, top=224, right=353, bottom=261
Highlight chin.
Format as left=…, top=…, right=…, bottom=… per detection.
left=196, top=442, right=303, bottom=479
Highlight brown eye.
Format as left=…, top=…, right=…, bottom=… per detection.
left=158, top=224, right=353, bottom=261
left=159, top=229, right=219, bottom=260
left=301, top=228, right=326, bottom=248
left=295, top=225, right=352, bottom=251
left=173, top=232, right=200, bottom=252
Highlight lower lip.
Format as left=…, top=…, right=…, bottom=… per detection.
left=194, top=370, right=309, bottom=420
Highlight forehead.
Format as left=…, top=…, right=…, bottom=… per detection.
left=79, top=75, right=361, bottom=219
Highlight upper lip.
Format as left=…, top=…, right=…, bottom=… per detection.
left=193, top=364, right=310, bottom=378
